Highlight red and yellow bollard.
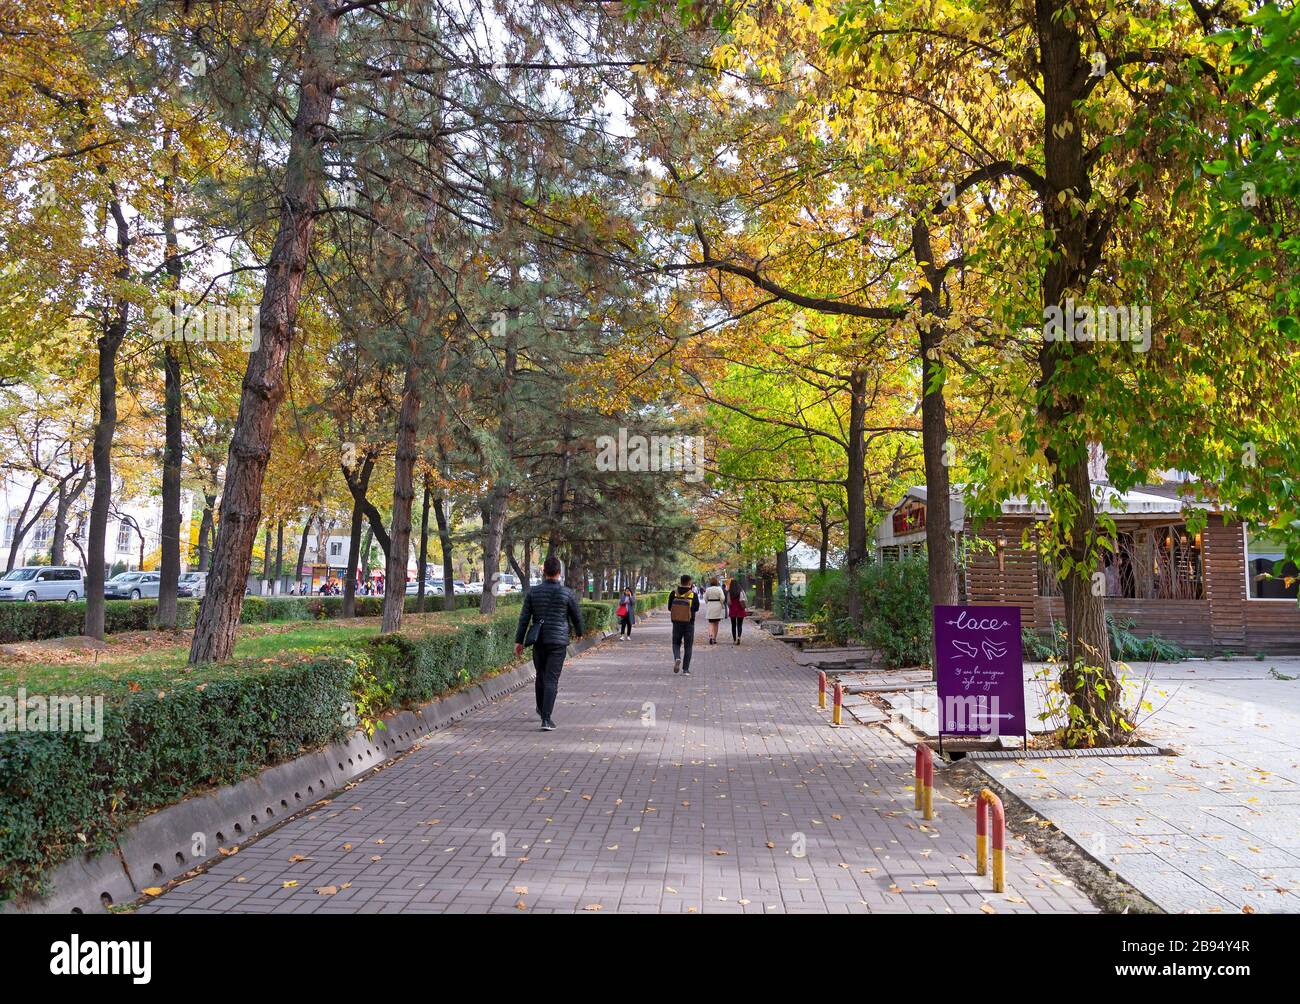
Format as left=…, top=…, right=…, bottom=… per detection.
left=914, top=744, right=933, bottom=820
left=818, top=671, right=827, bottom=709
left=832, top=681, right=843, bottom=726
left=975, top=788, right=1006, bottom=893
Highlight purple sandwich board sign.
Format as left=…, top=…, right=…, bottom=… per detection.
left=932, top=605, right=1026, bottom=744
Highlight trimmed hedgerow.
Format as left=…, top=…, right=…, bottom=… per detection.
left=0, top=594, right=663, bottom=905
left=0, top=590, right=524, bottom=645
left=0, top=653, right=357, bottom=906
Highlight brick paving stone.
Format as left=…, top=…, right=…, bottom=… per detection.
left=141, top=614, right=1094, bottom=914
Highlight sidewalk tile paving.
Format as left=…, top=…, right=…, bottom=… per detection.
left=140, top=614, right=1095, bottom=914
left=969, top=659, right=1300, bottom=914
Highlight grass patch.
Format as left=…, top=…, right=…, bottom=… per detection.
left=0, top=620, right=385, bottom=692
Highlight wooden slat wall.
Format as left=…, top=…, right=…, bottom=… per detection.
left=1204, top=520, right=1247, bottom=649
left=967, top=513, right=1299, bottom=653
left=1245, top=604, right=1300, bottom=653
left=964, top=517, right=1039, bottom=628
left=1036, top=597, right=1213, bottom=648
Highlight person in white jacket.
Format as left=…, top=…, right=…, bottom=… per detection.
left=702, top=576, right=727, bottom=644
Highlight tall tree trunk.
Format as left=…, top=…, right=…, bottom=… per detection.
left=157, top=141, right=184, bottom=629
left=775, top=545, right=790, bottom=618
left=189, top=1, right=342, bottom=664
left=417, top=472, right=430, bottom=612
left=845, top=371, right=867, bottom=567
left=68, top=517, right=88, bottom=569
left=433, top=494, right=455, bottom=611
left=196, top=493, right=216, bottom=571
left=912, top=222, right=960, bottom=620
left=844, top=369, right=867, bottom=631
left=156, top=344, right=183, bottom=625
left=507, top=538, right=528, bottom=593
left=11, top=482, right=61, bottom=568
left=382, top=356, right=422, bottom=633
left=313, top=517, right=333, bottom=591
left=342, top=457, right=374, bottom=619
left=479, top=266, right=518, bottom=615
left=342, top=455, right=391, bottom=562
left=1037, top=0, right=1117, bottom=737
left=479, top=493, right=507, bottom=614
left=262, top=524, right=273, bottom=591
left=547, top=414, right=573, bottom=558
left=5, top=479, right=40, bottom=572
left=274, top=519, right=284, bottom=595
left=51, top=466, right=90, bottom=567
left=295, top=514, right=313, bottom=594
left=86, top=280, right=129, bottom=639
left=817, top=501, right=830, bottom=573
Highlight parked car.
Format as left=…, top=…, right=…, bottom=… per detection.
left=405, top=579, right=445, bottom=596
left=104, top=571, right=161, bottom=600
left=494, top=573, right=523, bottom=594
left=0, top=565, right=84, bottom=602
left=452, top=580, right=472, bottom=595
left=177, top=570, right=207, bottom=598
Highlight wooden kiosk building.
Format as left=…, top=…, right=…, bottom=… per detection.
left=874, top=483, right=1300, bottom=654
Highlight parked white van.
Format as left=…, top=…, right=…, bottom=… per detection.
left=0, top=566, right=85, bottom=602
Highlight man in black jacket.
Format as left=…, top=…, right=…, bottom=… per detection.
left=515, top=555, right=585, bottom=731
left=667, top=574, right=700, bottom=675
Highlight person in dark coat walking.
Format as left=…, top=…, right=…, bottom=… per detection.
left=515, top=555, right=585, bottom=731
left=617, top=588, right=635, bottom=638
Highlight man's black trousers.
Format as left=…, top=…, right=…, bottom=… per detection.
left=671, top=620, right=695, bottom=672
left=533, top=642, right=567, bottom=719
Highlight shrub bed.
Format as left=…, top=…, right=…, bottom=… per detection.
left=0, top=590, right=523, bottom=645
left=0, top=591, right=666, bottom=904
left=1021, top=615, right=1188, bottom=663
left=805, top=561, right=932, bottom=667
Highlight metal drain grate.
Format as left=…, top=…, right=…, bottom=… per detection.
left=965, top=745, right=1172, bottom=761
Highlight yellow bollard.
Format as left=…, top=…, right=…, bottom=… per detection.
left=976, top=788, right=1006, bottom=892
left=832, top=682, right=843, bottom=726
left=915, top=744, right=933, bottom=820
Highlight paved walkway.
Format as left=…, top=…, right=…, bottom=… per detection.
left=140, top=616, right=1094, bottom=914
left=975, top=658, right=1300, bottom=914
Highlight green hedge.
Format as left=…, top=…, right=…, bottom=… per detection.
left=805, top=561, right=932, bottom=667
left=0, top=653, right=357, bottom=906
left=0, top=590, right=523, bottom=645
left=0, top=593, right=664, bottom=905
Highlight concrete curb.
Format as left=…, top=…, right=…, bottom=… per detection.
left=4, top=615, right=647, bottom=915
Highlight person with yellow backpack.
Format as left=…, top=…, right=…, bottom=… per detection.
left=667, top=574, right=700, bottom=675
